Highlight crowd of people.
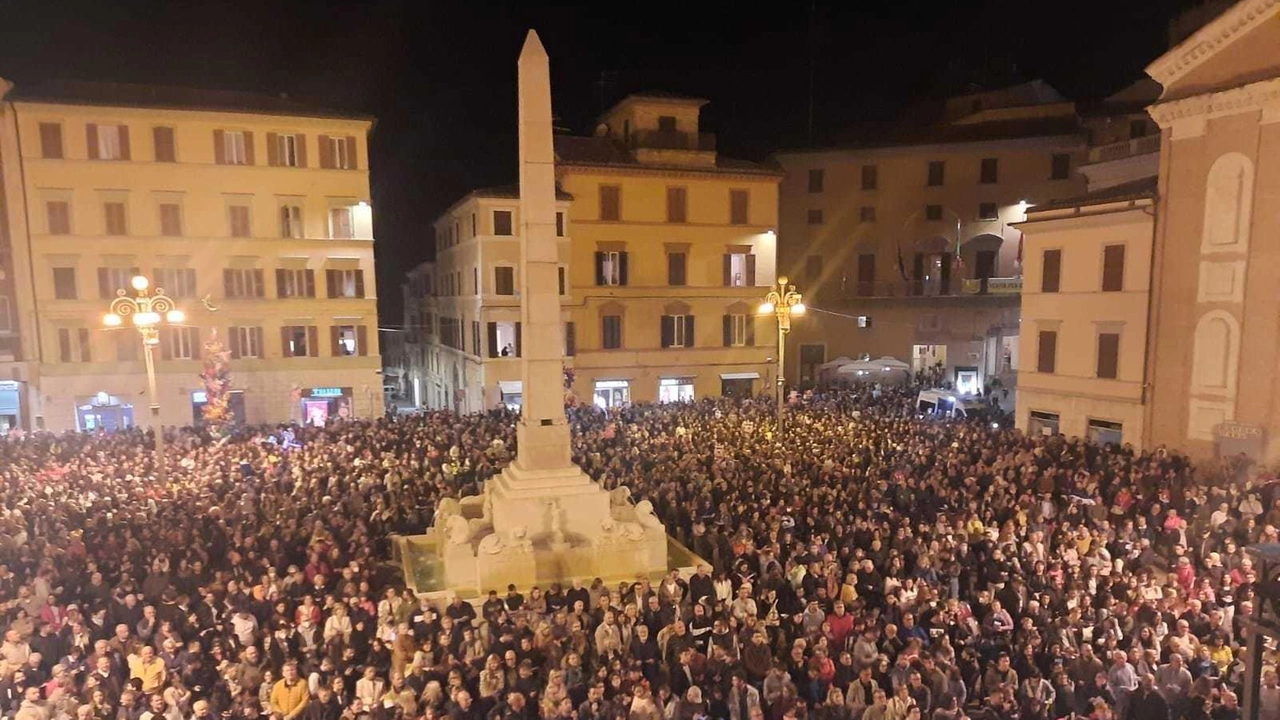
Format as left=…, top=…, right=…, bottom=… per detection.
left=0, top=386, right=1276, bottom=720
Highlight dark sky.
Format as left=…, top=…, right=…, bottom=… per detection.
left=0, top=0, right=1199, bottom=321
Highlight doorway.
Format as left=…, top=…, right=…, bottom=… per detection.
left=593, top=380, right=630, bottom=409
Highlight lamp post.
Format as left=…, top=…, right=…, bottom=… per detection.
left=103, top=275, right=184, bottom=483
left=758, top=276, right=804, bottom=436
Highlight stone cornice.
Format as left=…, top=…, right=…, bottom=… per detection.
left=1148, top=75, right=1280, bottom=128
left=1146, top=0, right=1280, bottom=87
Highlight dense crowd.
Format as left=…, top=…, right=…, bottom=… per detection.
left=0, top=386, right=1276, bottom=720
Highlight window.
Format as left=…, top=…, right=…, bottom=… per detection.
left=153, top=127, right=176, bottom=162
left=276, top=268, right=315, bottom=299
left=53, top=268, right=77, bottom=300
left=486, top=322, right=521, bottom=357
left=807, top=169, right=825, bottom=193
left=1097, top=332, right=1120, bottom=379
left=724, top=314, right=753, bottom=347
left=493, top=210, right=514, bottom=236
left=666, top=187, right=687, bottom=223
left=221, top=130, right=249, bottom=165
left=331, top=325, right=364, bottom=357
left=925, top=204, right=943, bottom=221
left=494, top=266, right=515, bottom=295
left=595, top=251, right=627, bottom=286
left=602, top=315, right=622, bottom=349
left=326, top=269, right=365, bottom=298
left=558, top=267, right=567, bottom=295
left=556, top=212, right=566, bottom=236
left=46, top=201, right=71, bottom=235
left=730, top=189, right=749, bottom=225
left=77, top=328, right=91, bottom=362
left=223, top=269, right=265, bottom=299
left=661, top=314, right=694, bottom=348
left=565, top=322, right=576, bottom=356
left=857, top=315, right=872, bottom=328
left=668, top=252, right=687, bottom=287
left=861, top=165, right=878, bottom=190
left=228, top=326, right=264, bottom=359
left=280, top=204, right=303, bottom=238
left=274, top=134, right=300, bottom=167
left=39, top=123, right=63, bottom=159
left=329, top=207, right=354, bottom=239
left=159, top=203, right=182, bottom=237
left=165, top=327, right=199, bottom=360
left=978, top=203, right=998, bottom=221
left=807, top=209, right=824, bottom=225
left=320, top=135, right=356, bottom=169
left=88, top=123, right=129, bottom=160
left=599, top=185, right=621, bottom=221
left=657, top=115, right=677, bottom=132
left=98, top=267, right=139, bottom=299
left=1102, top=244, right=1125, bottom=292
left=927, top=160, right=945, bottom=187
left=1051, top=153, right=1071, bottom=180
left=471, top=321, right=481, bottom=356
left=281, top=325, right=316, bottom=358
left=229, top=205, right=252, bottom=238
left=1129, top=119, right=1149, bottom=139
left=58, top=328, right=72, bottom=363
left=980, top=157, right=999, bottom=184
left=154, top=268, right=196, bottom=298
left=1041, top=249, right=1061, bottom=293
left=724, top=253, right=756, bottom=287
left=1037, top=330, right=1057, bottom=373
left=104, top=202, right=127, bottom=235
left=859, top=206, right=876, bottom=222
left=474, top=267, right=479, bottom=294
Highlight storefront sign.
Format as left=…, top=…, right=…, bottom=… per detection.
left=310, top=387, right=346, bottom=398
left=1216, top=422, right=1266, bottom=459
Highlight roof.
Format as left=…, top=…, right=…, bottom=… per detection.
left=1146, top=0, right=1273, bottom=89
left=470, top=183, right=574, bottom=201
left=7, top=79, right=374, bottom=121
left=1029, top=175, right=1158, bottom=213
left=554, top=135, right=783, bottom=176
left=778, top=116, right=1085, bottom=156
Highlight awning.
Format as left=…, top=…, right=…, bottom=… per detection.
left=498, top=381, right=523, bottom=394
left=720, top=372, right=760, bottom=380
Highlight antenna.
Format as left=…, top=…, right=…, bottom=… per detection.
left=592, top=70, right=618, bottom=115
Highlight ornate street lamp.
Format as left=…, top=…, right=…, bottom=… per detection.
left=758, top=276, right=804, bottom=436
left=103, top=275, right=184, bottom=483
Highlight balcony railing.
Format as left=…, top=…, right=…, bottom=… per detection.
left=1087, top=134, right=1160, bottom=163
left=629, top=129, right=716, bottom=152
left=961, top=276, right=1023, bottom=295
left=823, top=276, right=1022, bottom=299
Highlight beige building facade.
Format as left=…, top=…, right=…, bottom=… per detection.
left=775, top=82, right=1087, bottom=391
left=0, top=81, right=381, bottom=432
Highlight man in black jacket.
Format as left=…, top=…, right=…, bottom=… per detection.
left=1126, top=675, right=1169, bottom=720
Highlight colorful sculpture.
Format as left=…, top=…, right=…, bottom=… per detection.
left=199, top=329, right=234, bottom=437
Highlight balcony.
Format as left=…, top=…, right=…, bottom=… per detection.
left=628, top=129, right=717, bottom=152
left=1087, top=134, right=1159, bottom=163
left=831, top=276, right=1022, bottom=299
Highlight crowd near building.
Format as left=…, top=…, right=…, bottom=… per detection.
left=0, top=80, right=382, bottom=432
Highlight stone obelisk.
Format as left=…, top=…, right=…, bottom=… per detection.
left=424, top=31, right=671, bottom=594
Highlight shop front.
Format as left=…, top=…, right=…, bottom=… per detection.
left=498, top=381, right=523, bottom=409
left=75, top=391, right=135, bottom=431
left=658, top=377, right=694, bottom=403
left=720, top=372, right=758, bottom=399
left=593, top=379, right=630, bottom=409
left=191, top=390, right=247, bottom=426
left=0, top=381, right=22, bottom=432
left=299, top=386, right=353, bottom=427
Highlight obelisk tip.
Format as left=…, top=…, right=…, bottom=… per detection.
left=519, top=30, right=548, bottom=64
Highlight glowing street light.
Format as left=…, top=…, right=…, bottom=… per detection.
left=759, top=275, right=804, bottom=435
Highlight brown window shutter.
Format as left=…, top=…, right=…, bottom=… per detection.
left=213, top=129, right=225, bottom=164
left=266, top=132, right=279, bottom=166
left=746, top=254, right=757, bottom=286
left=40, top=123, right=64, bottom=158
left=1037, top=330, right=1057, bottom=373
left=253, top=269, right=265, bottom=297
left=1041, top=249, right=1061, bottom=293
left=318, top=135, right=333, bottom=168
left=515, top=322, right=522, bottom=357
left=229, top=327, right=241, bottom=359
left=118, top=126, right=131, bottom=160
left=86, top=123, right=100, bottom=159
left=223, top=269, right=233, bottom=297
left=723, top=315, right=732, bottom=347
left=280, top=327, right=292, bottom=357
left=305, top=269, right=315, bottom=298
left=345, top=136, right=358, bottom=169
left=487, top=322, right=498, bottom=358
left=1102, top=245, right=1125, bottom=292
left=355, top=270, right=365, bottom=298
left=275, top=269, right=286, bottom=298
left=326, top=269, right=337, bottom=298
left=242, top=131, right=255, bottom=165
left=357, top=325, right=368, bottom=356
left=253, top=327, right=263, bottom=356
left=307, top=326, right=319, bottom=357
left=723, top=255, right=732, bottom=286
left=153, top=127, right=175, bottom=162
left=746, top=317, right=755, bottom=345
left=296, top=134, right=308, bottom=168
left=1097, top=333, right=1120, bottom=379
left=565, top=322, right=575, bottom=357
left=330, top=326, right=341, bottom=357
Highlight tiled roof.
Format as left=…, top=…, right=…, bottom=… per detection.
left=10, top=80, right=373, bottom=121
left=1031, top=175, right=1158, bottom=213
left=784, top=116, right=1085, bottom=155
left=470, top=183, right=574, bottom=201
left=554, top=135, right=782, bottom=176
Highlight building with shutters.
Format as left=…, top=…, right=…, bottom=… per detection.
left=554, top=93, right=782, bottom=406
left=774, top=81, right=1087, bottom=394
left=0, top=79, right=381, bottom=431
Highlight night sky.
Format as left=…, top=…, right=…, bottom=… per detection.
left=0, top=0, right=1199, bottom=321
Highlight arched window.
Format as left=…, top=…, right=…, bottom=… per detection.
left=1190, top=310, right=1240, bottom=396
left=1202, top=152, right=1253, bottom=253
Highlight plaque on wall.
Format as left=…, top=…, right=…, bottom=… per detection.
left=1216, top=422, right=1266, bottom=459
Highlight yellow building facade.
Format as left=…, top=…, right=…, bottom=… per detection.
left=0, top=80, right=381, bottom=431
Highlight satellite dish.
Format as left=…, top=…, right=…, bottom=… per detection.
left=593, top=123, right=609, bottom=137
